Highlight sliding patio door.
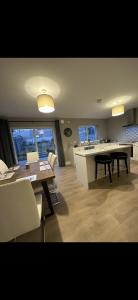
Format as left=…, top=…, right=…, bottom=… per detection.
left=34, top=128, right=55, bottom=160
left=11, top=128, right=55, bottom=165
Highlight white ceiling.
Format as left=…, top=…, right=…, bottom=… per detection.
left=0, top=57, right=138, bottom=119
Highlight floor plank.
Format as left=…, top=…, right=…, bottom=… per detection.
left=45, top=160, right=138, bottom=242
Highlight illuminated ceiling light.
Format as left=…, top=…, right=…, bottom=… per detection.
left=106, top=95, right=132, bottom=108
left=37, top=90, right=55, bottom=113
left=112, top=104, right=124, bottom=117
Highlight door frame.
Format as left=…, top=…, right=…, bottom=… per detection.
left=10, top=123, right=58, bottom=165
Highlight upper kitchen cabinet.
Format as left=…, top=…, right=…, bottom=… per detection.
left=123, top=108, right=138, bottom=127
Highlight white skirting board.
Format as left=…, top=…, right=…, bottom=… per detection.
left=131, top=157, right=138, bottom=161
left=65, top=161, right=71, bottom=166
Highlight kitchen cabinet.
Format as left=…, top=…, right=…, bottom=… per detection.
left=133, top=143, right=138, bottom=160
left=122, top=108, right=138, bottom=126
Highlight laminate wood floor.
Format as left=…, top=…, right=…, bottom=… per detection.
left=45, top=160, right=138, bottom=242
left=17, top=160, right=138, bottom=242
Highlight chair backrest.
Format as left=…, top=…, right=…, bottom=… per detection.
left=48, top=152, right=53, bottom=164
left=0, top=160, right=9, bottom=174
left=27, top=152, right=39, bottom=163
left=0, top=179, right=41, bottom=242
left=50, top=154, right=57, bottom=169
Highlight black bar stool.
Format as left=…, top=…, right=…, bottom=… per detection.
left=95, top=155, right=112, bottom=183
left=110, top=152, right=128, bottom=177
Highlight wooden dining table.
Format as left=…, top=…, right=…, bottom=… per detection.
left=0, top=161, right=55, bottom=216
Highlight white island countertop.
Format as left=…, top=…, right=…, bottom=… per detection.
left=75, top=144, right=131, bottom=157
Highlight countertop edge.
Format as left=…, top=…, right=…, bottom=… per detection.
left=75, top=145, right=131, bottom=157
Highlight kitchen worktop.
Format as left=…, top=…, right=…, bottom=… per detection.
left=119, top=142, right=135, bottom=144
left=74, top=144, right=131, bottom=189
left=75, top=144, right=131, bottom=157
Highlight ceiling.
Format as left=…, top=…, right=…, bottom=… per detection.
left=0, top=58, right=138, bottom=119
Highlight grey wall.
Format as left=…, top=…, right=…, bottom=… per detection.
left=59, top=118, right=107, bottom=165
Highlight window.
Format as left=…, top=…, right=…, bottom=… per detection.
left=78, top=125, right=96, bottom=142
left=12, top=128, right=55, bottom=165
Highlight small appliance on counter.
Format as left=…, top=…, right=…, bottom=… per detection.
left=100, top=138, right=111, bottom=143
left=84, top=145, right=95, bottom=150
left=79, top=140, right=100, bottom=146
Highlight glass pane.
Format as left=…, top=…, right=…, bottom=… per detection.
left=35, top=128, right=55, bottom=160
left=79, top=127, right=86, bottom=142
left=78, top=126, right=96, bottom=142
left=87, top=126, right=96, bottom=141
left=12, top=129, right=36, bottom=165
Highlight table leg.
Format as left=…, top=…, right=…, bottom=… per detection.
left=42, top=181, right=54, bottom=216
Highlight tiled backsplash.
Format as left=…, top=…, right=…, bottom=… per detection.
left=120, top=125, right=138, bottom=142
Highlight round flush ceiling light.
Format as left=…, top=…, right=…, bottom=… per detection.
left=112, top=104, right=124, bottom=117
left=37, top=90, right=55, bottom=113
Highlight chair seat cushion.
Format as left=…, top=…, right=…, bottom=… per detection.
left=110, top=152, right=127, bottom=159
left=95, top=155, right=112, bottom=163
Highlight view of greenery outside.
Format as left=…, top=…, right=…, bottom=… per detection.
left=79, top=126, right=96, bottom=142
left=12, top=128, right=55, bottom=165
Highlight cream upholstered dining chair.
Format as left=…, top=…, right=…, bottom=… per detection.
left=50, top=154, right=57, bottom=169
left=33, top=153, right=57, bottom=195
left=48, top=154, right=57, bottom=189
left=0, top=159, right=9, bottom=174
left=34, top=154, right=59, bottom=207
left=27, top=151, right=39, bottom=163
left=47, top=152, right=53, bottom=164
left=48, top=154, right=60, bottom=204
left=0, top=179, right=45, bottom=242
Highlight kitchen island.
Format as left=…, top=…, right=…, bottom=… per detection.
left=74, top=144, right=131, bottom=189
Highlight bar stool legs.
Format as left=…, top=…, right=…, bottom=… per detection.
left=125, top=158, right=128, bottom=174
left=112, top=159, right=114, bottom=174
left=111, top=156, right=128, bottom=177
left=117, top=159, right=119, bottom=177
left=95, top=155, right=112, bottom=183
left=95, top=162, right=110, bottom=180
left=107, top=163, right=112, bottom=183
left=95, top=162, right=98, bottom=180
left=104, top=164, right=106, bottom=176
left=117, top=158, right=128, bottom=176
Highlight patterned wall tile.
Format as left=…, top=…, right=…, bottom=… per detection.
left=120, top=125, right=138, bottom=142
